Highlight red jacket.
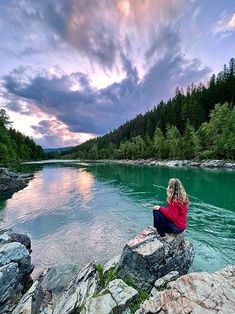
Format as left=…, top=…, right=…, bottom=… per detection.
left=159, top=200, right=187, bottom=230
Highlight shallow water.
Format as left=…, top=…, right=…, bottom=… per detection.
left=0, top=161, right=234, bottom=277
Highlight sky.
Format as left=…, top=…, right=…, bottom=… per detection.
left=0, top=0, right=235, bottom=148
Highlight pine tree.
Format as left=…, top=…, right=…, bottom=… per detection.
left=166, top=125, right=181, bottom=159
left=182, top=122, right=200, bottom=159
left=153, top=127, right=165, bottom=159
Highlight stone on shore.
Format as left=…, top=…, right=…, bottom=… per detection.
left=140, top=265, right=235, bottom=314
left=0, top=263, right=20, bottom=304
left=0, top=242, right=32, bottom=277
left=0, top=167, right=33, bottom=194
left=81, top=279, right=138, bottom=314
left=150, top=271, right=179, bottom=296
left=41, top=263, right=80, bottom=294
left=108, top=279, right=138, bottom=309
left=118, top=226, right=194, bottom=290
left=53, top=262, right=98, bottom=314
left=81, top=293, right=116, bottom=314
left=0, top=231, right=33, bottom=313
left=103, top=254, right=121, bottom=277
left=0, top=229, right=32, bottom=251
left=12, top=280, right=44, bottom=314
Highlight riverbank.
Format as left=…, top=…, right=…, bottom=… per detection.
left=0, top=168, right=33, bottom=195
left=98, top=158, right=235, bottom=169
left=1, top=227, right=234, bottom=313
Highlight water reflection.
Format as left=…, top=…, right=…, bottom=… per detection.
left=0, top=162, right=234, bottom=276
left=76, top=168, right=94, bottom=203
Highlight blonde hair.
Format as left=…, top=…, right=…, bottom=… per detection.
left=167, top=178, right=189, bottom=205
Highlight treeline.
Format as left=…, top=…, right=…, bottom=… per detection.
left=0, top=109, right=45, bottom=164
left=63, top=58, right=235, bottom=160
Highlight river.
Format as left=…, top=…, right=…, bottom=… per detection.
left=0, top=161, right=234, bottom=277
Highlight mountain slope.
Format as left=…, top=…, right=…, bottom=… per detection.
left=63, top=58, right=235, bottom=160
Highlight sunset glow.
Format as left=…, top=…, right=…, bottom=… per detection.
left=0, top=0, right=234, bottom=148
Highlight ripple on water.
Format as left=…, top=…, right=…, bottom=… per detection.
left=0, top=162, right=234, bottom=276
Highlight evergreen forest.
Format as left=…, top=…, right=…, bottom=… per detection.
left=62, top=58, right=235, bottom=161
left=0, top=109, right=45, bottom=164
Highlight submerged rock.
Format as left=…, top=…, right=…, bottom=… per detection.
left=119, top=226, right=194, bottom=290
left=140, top=265, right=235, bottom=314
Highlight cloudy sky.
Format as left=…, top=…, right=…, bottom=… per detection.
left=0, top=0, right=235, bottom=148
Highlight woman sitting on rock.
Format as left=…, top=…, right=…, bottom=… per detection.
left=152, top=178, right=189, bottom=237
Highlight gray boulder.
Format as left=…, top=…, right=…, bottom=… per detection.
left=0, top=242, right=32, bottom=276
left=81, top=293, right=116, bottom=314
left=108, top=279, right=138, bottom=310
left=150, top=271, right=179, bottom=296
left=12, top=280, right=44, bottom=314
left=0, top=230, right=31, bottom=251
left=0, top=262, right=20, bottom=304
left=103, top=254, right=121, bottom=277
left=0, top=232, right=33, bottom=313
left=41, top=263, right=80, bottom=294
left=119, top=226, right=194, bottom=290
left=0, top=168, right=33, bottom=194
left=140, top=265, right=235, bottom=314
left=81, top=279, right=138, bottom=314
left=53, top=262, right=98, bottom=314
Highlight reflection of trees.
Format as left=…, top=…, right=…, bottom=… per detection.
left=15, top=163, right=44, bottom=174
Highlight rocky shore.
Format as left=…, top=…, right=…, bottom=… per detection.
left=0, top=168, right=33, bottom=195
left=1, top=226, right=234, bottom=313
left=102, top=159, right=235, bottom=169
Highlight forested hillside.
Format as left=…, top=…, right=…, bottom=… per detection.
left=0, top=109, right=45, bottom=163
left=64, top=58, right=235, bottom=160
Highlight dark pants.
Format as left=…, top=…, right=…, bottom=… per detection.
left=153, top=210, right=183, bottom=237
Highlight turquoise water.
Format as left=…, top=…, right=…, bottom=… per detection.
left=0, top=161, right=234, bottom=276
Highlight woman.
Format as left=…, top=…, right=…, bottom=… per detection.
left=152, top=178, right=189, bottom=237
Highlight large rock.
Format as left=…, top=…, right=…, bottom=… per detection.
left=12, top=280, right=44, bottom=314
left=150, top=271, right=179, bottom=296
left=0, top=231, right=33, bottom=313
left=41, top=263, right=80, bottom=294
left=140, top=265, right=235, bottom=314
left=81, top=293, right=117, bottom=314
left=0, top=230, right=32, bottom=251
left=0, top=242, right=32, bottom=276
left=119, top=226, right=194, bottom=290
left=81, top=279, right=138, bottom=314
left=108, top=279, right=138, bottom=310
left=0, top=168, right=33, bottom=194
left=0, top=262, right=20, bottom=304
left=103, top=254, right=121, bottom=277
left=53, top=262, right=98, bottom=314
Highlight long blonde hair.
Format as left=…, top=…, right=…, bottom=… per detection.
left=167, top=178, right=189, bottom=205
